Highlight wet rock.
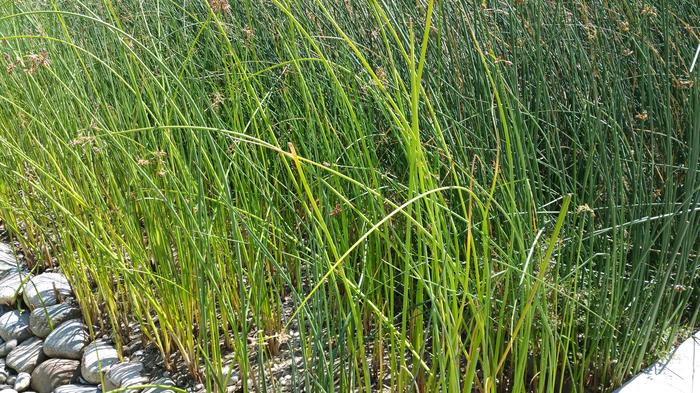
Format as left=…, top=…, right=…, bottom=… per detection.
left=6, top=338, right=45, bottom=373
left=0, top=311, right=31, bottom=342
left=30, top=359, right=80, bottom=393
left=22, top=273, right=73, bottom=310
left=43, top=320, right=88, bottom=360
left=104, top=362, right=146, bottom=392
left=3, top=378, right=12, bottom=387
left=54, top=385, right=100, bottom=393
left=142, top=378, right=176, bottom=393
left=29, top=304, right=82, bottom=339
left=0, top=388, right=18, bottom=393
left=81, top=341, right=119, bottom=384
left=0, top=363, right=7, bottom=383
left=13, top=373, right=30, bottom=392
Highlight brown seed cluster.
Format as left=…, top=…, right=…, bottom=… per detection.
left=641, top=5, right=658, bottom=17
left=374, top=67, right=388, bottom=88
left=210, top=0, right=230, bottom=13
left=4, top=51, right=49, bottom=75
left=69, top=134, right=96, bottom=146
left=211, top=91, right=225, bottom=111
left=242, top=26, right=255, bottom=41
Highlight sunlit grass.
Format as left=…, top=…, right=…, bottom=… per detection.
left=0, top=0, right=697, bottom=392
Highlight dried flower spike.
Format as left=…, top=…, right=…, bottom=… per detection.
left=210, top=0, right=230, bottom=13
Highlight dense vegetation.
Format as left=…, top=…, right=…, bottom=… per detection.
left=0, top=0, right=698, bottom=392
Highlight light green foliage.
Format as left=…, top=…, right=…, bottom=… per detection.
left=0, top=0, right=697, bottom=392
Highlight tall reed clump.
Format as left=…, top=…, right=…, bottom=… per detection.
left=0, top=0, right=698, bottom=392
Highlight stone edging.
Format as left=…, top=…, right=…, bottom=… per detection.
left=0, top=242, right=177, bottom=393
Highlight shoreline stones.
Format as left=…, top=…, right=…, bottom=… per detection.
left=0, top=312, right=31, bottom=343
left=29, top=304, right=82, bottom=339
left=0, top=340, right=18, bottom=358
left=142, top=377, right=176, bottom=393
left=80, top=341, right=119, bottom=384
left=22, top=273, right=73, bottom=310
left=43, top=320, right=88, bottom=360
left=6, top=338, right=45, bottom=373
left=0, top=242, right=171, bottom=393
left=14, top=372, right=30, bottom=392
left=0, top=245, right=19, bottom=280
left=54, top=385, right=100, bottom=393
left=0, top=273, right=30, bottom=307
left=104, top=362, right=147, bottom=391
left=30, top=359, right=80, bottom=393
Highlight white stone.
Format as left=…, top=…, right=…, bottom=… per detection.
left=0, top=311, right=31, bottom=342
left=13, top=373, right=30, bottom=392
left=80, top=341, right=119, bottom=384
left=0, top=273, right=30, bottom=306
left=0, top=339, right=18, bottom=357
left=104, top=362, right=146, bottom=392
left=54, top=385, right=100, bottom=393
left=141, top=378, right=176, bottom=393
left=30, top=359, right=80, bottom=393
left=0, top=244, right=19, bottom=280
left=43, top=319, right=88, bottom=360
left=0, top=363, right=7, bottom=384
left=6, top=337, right=45, bottom=374
left=22, top=273, right=72, bottom=310
left=29, top=303, right=82, bottom=338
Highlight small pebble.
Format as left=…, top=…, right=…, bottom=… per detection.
left=5, top=377, right=14, bottom=386
left=282, top=374, right=292, bottom=384
left=13, top=373, right=30, bottom=392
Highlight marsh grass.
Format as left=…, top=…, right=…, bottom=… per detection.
left=0, top=0, right=698, bottom=392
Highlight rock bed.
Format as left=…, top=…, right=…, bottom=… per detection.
left=0, top=243, right=177, bottom=393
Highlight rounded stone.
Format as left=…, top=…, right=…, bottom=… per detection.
left=53, top=385, right=100, bottom=393
left=0, top=273, right=30, bottom=307
left=13, top=373, right=30, bottom=392
left=104, top=362, right=146, bottom=391
left=142, top=378, right=176, bottom=393
left=0, top=245, right=18, bottom=278
left=22, top=273, right=73, bottom=310
left=29, top=304, right=82, bottom=339
left=43, top=319, right=88, bottom=360
left=0, top=311, right=31, bottom=343
left=0, top=364, right=7, bottom=384
left=6, top=337, right=45, bottom=374
left=80, top=341, right=119, bottom=384
left=0, top=340, right=18, bottom=357
left=30, top=359, right=80, bottom=393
